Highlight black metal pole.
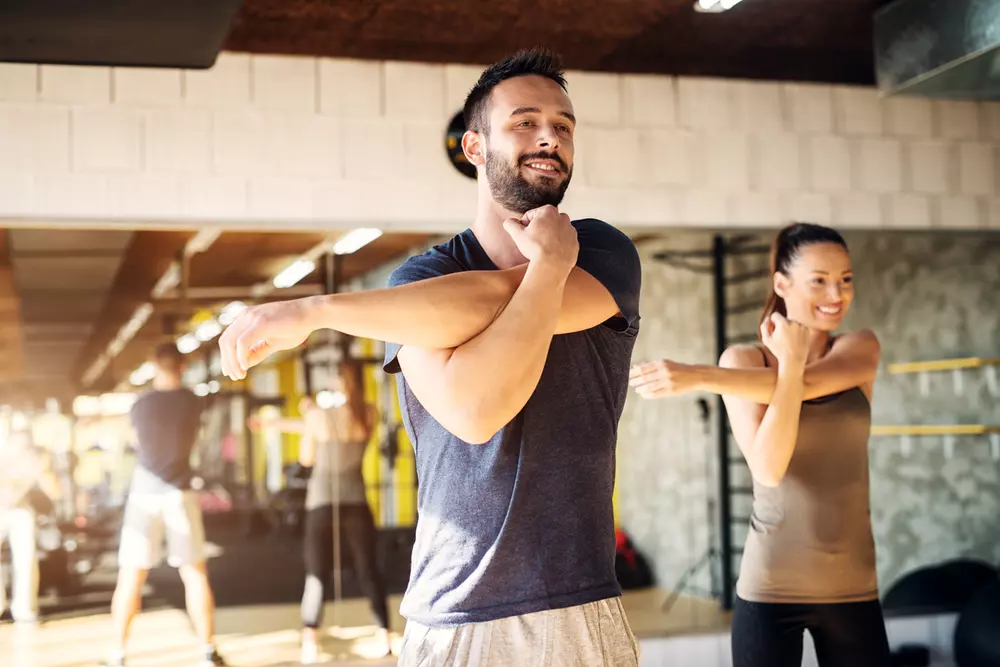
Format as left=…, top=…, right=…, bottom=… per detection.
left=713, top=234, right=735, bottom=611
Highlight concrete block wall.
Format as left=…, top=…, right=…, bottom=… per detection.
left=3, top=55, right=1000, bottom=231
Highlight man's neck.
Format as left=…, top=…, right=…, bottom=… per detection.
left=471, top=195, right=529, bottom=270
left=152, top=375, right=182, bottom=391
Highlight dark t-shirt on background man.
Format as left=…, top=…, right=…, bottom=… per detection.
left=130, top=388, right=203, bottom=492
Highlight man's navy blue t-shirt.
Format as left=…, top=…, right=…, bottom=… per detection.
left=383, top=218, right=641, bottom=628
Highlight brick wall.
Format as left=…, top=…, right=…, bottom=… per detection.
left=2, top=54, right=1000, bottom=231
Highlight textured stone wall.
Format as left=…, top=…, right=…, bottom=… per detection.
left=845, top=231, right=1000, bottom=587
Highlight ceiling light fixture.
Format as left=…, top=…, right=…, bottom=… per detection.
left=151, top=262, right=181, bottom=299
left=194, top=318, right=223, bottom=342
left=272, top=258, right=316, bottom=289
left=695, top=0, right=743, bottom=12
left=82, top=354, right=110, bottom=388
left=176, top=334, right=201, bottom=355
left=129, top=362, right=157, bottom=387
left=218, top=301, right=247, bottom=326
left=184, top=227, right=222, bottom=256
left=333, top=228, right=383, bottom=255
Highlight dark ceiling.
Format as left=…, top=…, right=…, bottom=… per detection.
left=223, top=0, right=886, bottom=85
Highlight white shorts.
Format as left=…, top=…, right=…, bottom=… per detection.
left=117, top=489, right=206, bottom=569
left=398, top=597, right=640, bottom=667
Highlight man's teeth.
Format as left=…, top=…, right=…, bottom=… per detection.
left=528, top=163, right=557, bottom=171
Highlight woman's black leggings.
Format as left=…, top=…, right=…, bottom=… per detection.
left=732, top=597, right=891, bottom=667
left=301, top=503, right=389, bottom=631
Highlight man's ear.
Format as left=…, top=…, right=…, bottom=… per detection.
left=462, top=130, right=485, bottom=167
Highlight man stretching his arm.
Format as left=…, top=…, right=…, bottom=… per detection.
left=218, top=49, right=642, bottom=666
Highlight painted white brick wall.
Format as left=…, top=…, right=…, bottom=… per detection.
left=145, top=110, right=213, bottom=174
left=39, top=65, right=110, bottom=104
left=1, top=52, right=998, bottom=231
left=113, top=67, right=183, bottom=106
left=72, top=108, right=142, bottom=172
left=384, top=62, right=445, bottom=121
left=185, top=53, right=251, bottom=108
left=0, top=64, right=38, bottom=103
left=251, top=55, right=317, bottom=112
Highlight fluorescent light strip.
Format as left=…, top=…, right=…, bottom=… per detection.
left=333, top=228, right=383, bottom=255
left=151, top=262, right=181, bottom=299
left=184, top=228, right=222, bottom=256
left=695, top=0, right=743, bottom=11
left=129, top=362, right=157, bottom=387
left=195, top=319, right=223, bottom=342
left=218, top=301, right=247, bottom=326
left=176, top=334, right=201, bottom=354
left=82, top=354, right=110, bottom=388
left=273, top=258, right=316, bottom=289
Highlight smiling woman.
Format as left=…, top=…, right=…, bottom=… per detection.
left=631, top=222, right=890, bottom=667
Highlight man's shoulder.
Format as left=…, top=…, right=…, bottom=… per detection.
left=388, top=231, right=474, bottom=287
left=572, top=218, right=636, bottom=248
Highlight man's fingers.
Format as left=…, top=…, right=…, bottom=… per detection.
left=234, top=320, right=266, bottom=379
left=521, top=206, right=553, bottom=223
left=502, top=219, right=525, bottom=238
left=219, top=312, right=253, bottom=379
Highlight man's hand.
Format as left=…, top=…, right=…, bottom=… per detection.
left=503, top=205, right=579, bottom=275
left=219, top=297, right=317, bottom=380
left=628, top=359, right=702, bottom=399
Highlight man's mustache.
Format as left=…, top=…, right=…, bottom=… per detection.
left=519, top=151, right=568, bottom=172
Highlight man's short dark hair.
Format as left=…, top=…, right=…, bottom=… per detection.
left=154, top=341, right=184, bottom=369
left=463, top=48, right=567, bottom=135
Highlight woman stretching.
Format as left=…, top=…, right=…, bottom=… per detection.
left=253, top=360, right=391, bottom=663
left=630, top=222, right=891, bottom=667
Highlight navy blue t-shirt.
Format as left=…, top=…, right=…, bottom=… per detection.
left=383, top=218, right=641, bottom=628
left=130, top=388, right=203, bottom=491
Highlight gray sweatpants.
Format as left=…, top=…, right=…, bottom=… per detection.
left=398, top=597, right=640, bottom=667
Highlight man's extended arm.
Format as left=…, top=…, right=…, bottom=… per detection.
left=301, top=264, right=619, bottom=350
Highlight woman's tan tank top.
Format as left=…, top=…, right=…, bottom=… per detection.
left=736, top=349, right=879, bottom=604
left=304, top=406, right=368, bottom=509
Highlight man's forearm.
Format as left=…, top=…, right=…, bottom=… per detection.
left=304, top=264, right=611, bottom=350
left=306, top=268, right=523, bottom=350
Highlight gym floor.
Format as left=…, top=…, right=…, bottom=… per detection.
left=0, top=517, right=727, bottom=667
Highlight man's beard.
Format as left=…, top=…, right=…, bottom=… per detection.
left=485, top=149, right=573, bottom=214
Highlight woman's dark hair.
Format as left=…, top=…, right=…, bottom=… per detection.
left=338, top=358, right=371, bottom=435
left=760, top=222, right=849, bottom=337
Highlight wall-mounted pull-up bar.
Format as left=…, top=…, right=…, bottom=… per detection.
left=885, top=357, right=1000, bottom=397
left=871, top=426, right=1000, bottom=460
left=887, top=357, right=1000, bottom=374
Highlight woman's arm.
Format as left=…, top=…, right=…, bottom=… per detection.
left=631, top=330, right=880, bottom=404
left=298, top=411, right=320, bottom=468
left=720, top=344, right=806, bottom=488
